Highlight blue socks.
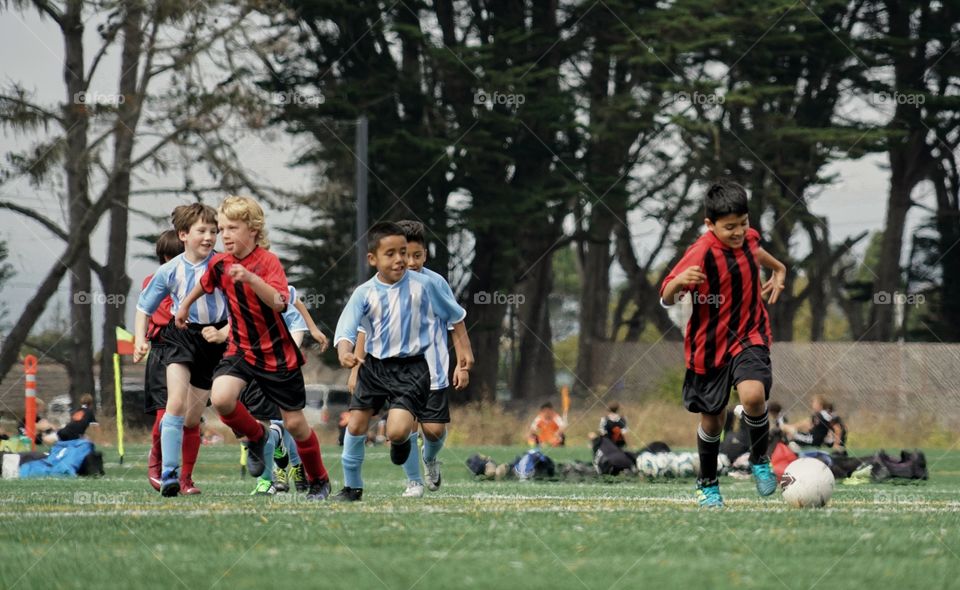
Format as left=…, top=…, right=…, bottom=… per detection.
left=402, top=432, right=422, bottom=483
left=160, top=413, right=185, bottom=474
left=283, top=427, right=301, bottom=466
left=342, top=431, right=366, bottom=489
left=423, top=429, right=447, bottom=463
left=261, top=424, right=281, bottom=482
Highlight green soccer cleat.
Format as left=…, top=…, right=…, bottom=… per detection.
left=290, top=463, right=308, bottom=493
left=251, top=477, right=276, bottom=496
left=696, top=481, right=724, bottom=509
left=751, top=460, right=778, bottom=497
left=273, top=466, right=289, bottom=493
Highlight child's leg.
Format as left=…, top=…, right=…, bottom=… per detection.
left=160, top=363, right=191, bottom=475
left=421, top=422, right=447, bottom=463
left=401, top=428, right=422, bottom=484
left=343, top=409, right=373, bottom=488
left=697, top=412, right=723, bottom=483
left=385, top=408, right=418, bottom=465
left=260, top=422, right=280, bottom=482
left=149, top=409, right=164, bottom=472
left=281, top=427, right=301, bottom=466
left=211, top=376, right=264, bottom=441
left=737, top=380, right=770, bottom=464
left=180, top=386, right=209, bottom=482
left=281, top=409, right=329, bottom=483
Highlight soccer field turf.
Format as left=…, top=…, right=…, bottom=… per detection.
left=1, top=444, right=957, bottom=590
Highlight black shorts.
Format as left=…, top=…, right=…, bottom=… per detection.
left=214, top=355, right=306, bottom=412
left=350, top=355, right=429, bottom=416
left=682, top=345, right=772, bottom=415
left=160, top=322, right=228, bottom=390
left=143, top=340, right=171, bottom=414
left=420, top=387, right=451, bottom=424
left=238, top=380, right=282, bottom=421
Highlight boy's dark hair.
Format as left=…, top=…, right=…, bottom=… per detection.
left=704, top=180, right=749, bottom=222
left=367, top=221, right=405, bottom=253
left=396, top=220, right=426, bottom=245
left=171, top=203, right=218, bottom=234
left=156, top=229, right=184, bottom=263
left=608, top=402, right=620, bottom=413
left=768, top=401, right=782, bottom=414
left=540, top=402, right=553, bottom=410
left=79, top=393, right=94, bottom=406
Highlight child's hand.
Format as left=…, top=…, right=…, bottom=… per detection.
left=677, top=265, right=706, bottom=288
left=228, top=264, right=251, bottom=283
left=452, top=367, right=470, bottom=390
left=339, top=351, right=363, bottom=369
left=311, top=329, right=330, bottom=353
left=347, top=368, right=358, bottom=394
left=201, top=326, right=226, bottom=344
left=174, top=307, right=189, bottom=329
left=133, top=338, right=150, bottom=364
left=761, top=270, right=786, bottom=304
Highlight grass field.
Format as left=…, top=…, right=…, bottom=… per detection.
left=1, top=443, right=958, bottom=590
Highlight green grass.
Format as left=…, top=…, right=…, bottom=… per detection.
left=1, top=444, right=959, bottom=590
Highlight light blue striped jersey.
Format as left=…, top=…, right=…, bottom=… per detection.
left=334, top=270, right=466, bottom=361
left=137, top=251, right=228, bottom=324
left=282, top=285, right=308, bottom=332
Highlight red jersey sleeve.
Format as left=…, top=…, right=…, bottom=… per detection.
left=259, top=252, right=289, bottom=305
left=660, top=238, right=708, bottom=299
left=201, top=254, right=227, bottom=294
left=746, top=227, right=762, bottom=254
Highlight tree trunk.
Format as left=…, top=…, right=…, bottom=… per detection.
left=511, top=234, right=557, bottom=402
left=63, top=1, right=94, bottom=405
left=461, top=232, right=509, bottom=402
left=869, top=173, right=919, bottom=340
left=932, top=164, right=960, bottom=341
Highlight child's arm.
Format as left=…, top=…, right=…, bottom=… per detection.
left=334, top=286, right=368, bottom=368
left=175, top=282, right=206, bottom=328
left=755, top=247, right=787, bottom=304
left=229, top=264, right=285, bottom=312
left=450, top=321, right=474, bottom=390
left=133, top=310, right=152, bottom=364
left=661, top=266, right=706, bottom=306
left=293, top=297, right=329, bottom=353
left=348, top=331, right=366, bottom=393
left=201, top=323, right=230, bottom=345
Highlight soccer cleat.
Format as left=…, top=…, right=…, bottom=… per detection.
left=306, top=479, right=332, bottom=501
left=148, top=449, right=162, bottom=491
left=251, top=478, right=276, bottom=496
left=751, top=459, right=778, bottom=496
left=331, top=486, right=363, bottom=502
left=390, top=438, right=412, bottom=465
left=291, top=463, right=308, bottom=493
left=424, top=460, right=442, bottom=491
left=245, top=425, right=268, bottom=477
left=180, top=476, right=201, bottom=495
left=696, top=481, right=724, bottom=509
left=402, top=480, right=425, bottom=498
left=160, top=468, right=180, bottom=497
left=273, top=466, right=290, bottom=493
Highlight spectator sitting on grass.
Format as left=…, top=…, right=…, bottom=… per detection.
left=40, top=394, right=98, bottom=445
left=781, top=394, right=847, bottom=453
left=528, top=402, right=566, bottom=447
left=598, top=402, right=628, bottom=448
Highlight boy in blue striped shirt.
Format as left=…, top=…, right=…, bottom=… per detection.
left=134, top=203, right=229, bottom=497
left=333, top=221, right=469, bottom=502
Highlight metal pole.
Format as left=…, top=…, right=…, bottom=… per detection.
left=355, top=115, right=369, bottom=285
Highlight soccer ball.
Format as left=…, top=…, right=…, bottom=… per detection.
left=671, top=453, right=697, bottom=478
left=781, top=458, right=835, bottom=508
left=637, top=452, right=660, bottom=478
left=655, top=453, right=673, bottom=476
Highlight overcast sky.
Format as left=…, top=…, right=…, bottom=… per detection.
left=0, top=9, right=937, bottom=345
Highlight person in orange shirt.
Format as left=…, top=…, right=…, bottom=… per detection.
left=528, top=402, right=566, bottom=447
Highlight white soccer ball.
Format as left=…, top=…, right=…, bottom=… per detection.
left=781, top=458, right=835, bottom=508
left=672, top=453, right=697, bottom=478
left=655, top=453, right=673, bottom=477
left=637, top=452, right=660, bottom=478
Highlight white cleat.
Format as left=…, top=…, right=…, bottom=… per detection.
left=424, top=460, right=442, bottom=491
left=402, top=480, right=425, bottom=498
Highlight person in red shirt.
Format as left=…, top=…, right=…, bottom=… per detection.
left=527, top=403, right=566, bottom=447
left=143, top=230, right=187, bottom=492
left=660, top=179, right=787, bottom=508
left=176, top=196, right=331, bottom=500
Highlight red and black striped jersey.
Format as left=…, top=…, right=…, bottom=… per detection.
left=660, top=227, right=771, bottom=374
left=142, top=274, right=173, bottom=341
left=200, top=247, right=304, bottom=372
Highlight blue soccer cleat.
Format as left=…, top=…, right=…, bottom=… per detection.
left=160, top=468, right=180, bottom=497
left=751, top=460, right=778, bottom=497
left=696, top=481, right=724, bottom=509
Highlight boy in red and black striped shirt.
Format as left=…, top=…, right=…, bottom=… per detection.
left=176, top=196, right=331, bottom=501
left=660, top=180, right=787, bottom=508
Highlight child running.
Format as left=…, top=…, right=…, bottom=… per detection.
left=333, top=221, right=467, bottom=502
left=175, top=196, right=332, bottom=500
left=660, top=179, right=787, bottom=508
